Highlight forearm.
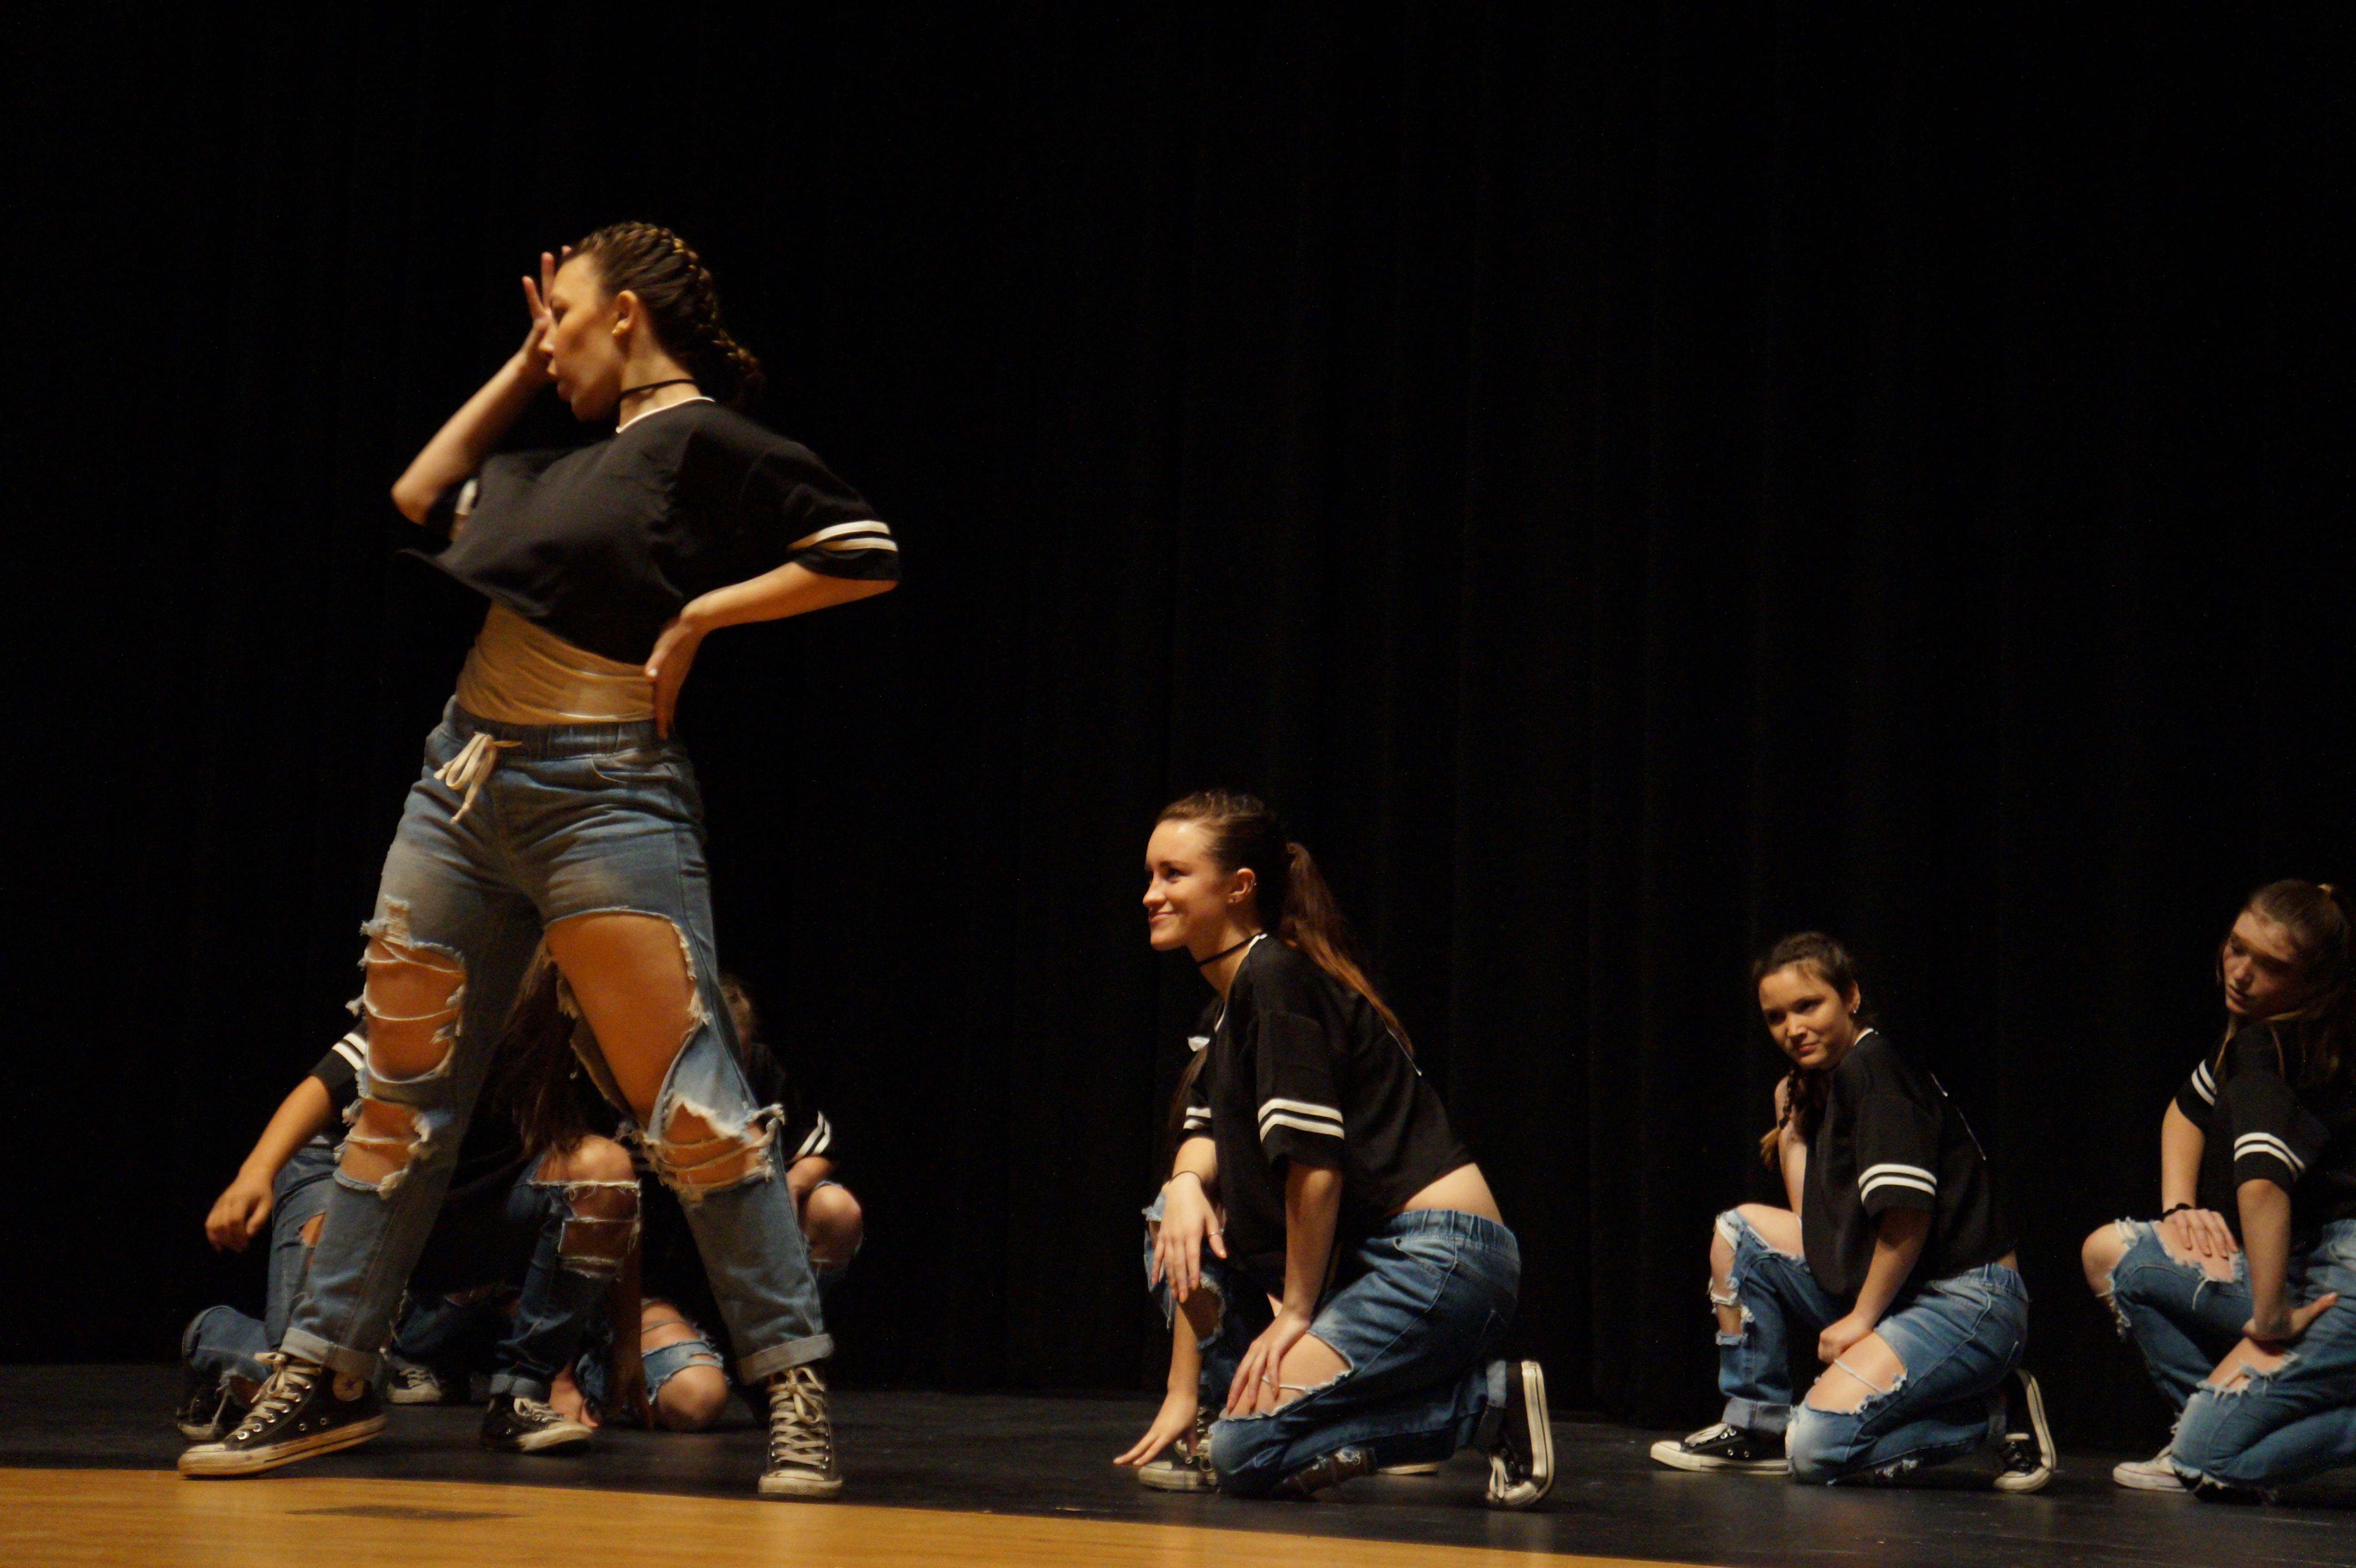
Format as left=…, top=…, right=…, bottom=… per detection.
left=1165, top=1307, right=1202, bottom=1397
left=390, top=357, right=546, bottom=523
left=1279, top=1163, right=1342, bottom=1318
left=1850, top=1208, right=1930, bottom=1327
left=678, top=563, right=893, bottom=637
left=241, top=1078, right=335, bottom=1183
left=1169, top=1136, right=1217, bottom=1195
left=2160, top=1102, right=2206, bottom=1210
left=2238, top=1179, right=2293, bottom=1318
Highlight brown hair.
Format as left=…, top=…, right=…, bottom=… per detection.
left=2217, top=880, right=2356, bottom=1089
left=1157, top=790, right=1409, bottom=1155
left=483, top=946, right=594, bottom=1157
left=1752, top=931, right=1872, bottom=1168
left=571, top=222, right=765, bottom=407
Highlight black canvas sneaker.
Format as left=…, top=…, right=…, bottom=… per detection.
left=174, top=1368, right=248, bottom=1443
left=177, top=1353, right=385, bottom=1477
left=1485, top=1360, right=1556, bottom=1508
left=1276, top=1445, right=1376, bottom=1498
left=1649, top=1420, right=1788, bottom=1474
left=1992, top=1369, right=2058, bottom=1494
left=480, top=1393, right=594, bottom=1454
left=1137, top=1406, right=1217, bottom=1492
left=385, top=1363, right=452, bottom=1405
left=757, top=1365, right=843, bottom=1499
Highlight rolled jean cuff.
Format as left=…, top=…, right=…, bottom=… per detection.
left=487, top=1370, right=553, bottom=1403
left=1724, top=1396, right=1789, bottom=1436
left=739, top=1331, right=834, bottom=1382
left=278, top=1327, right=378, bottom=1382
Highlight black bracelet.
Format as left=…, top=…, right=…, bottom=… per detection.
left=2160, top=1202, right=2195, bottom=1219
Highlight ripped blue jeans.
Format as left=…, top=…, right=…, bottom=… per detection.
left=1713, top=1209, right=2024, bottom=1483
left=1146, top=1197, right=1517, bottom=1495
left=2173, top=1218, right=2356, bottom=1490
left=281, top=702, right=828, bottom=1385
left=2103, top=1217, right=2252, bottom=1413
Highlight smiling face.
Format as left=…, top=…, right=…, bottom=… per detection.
left=1757, top=962, right=1862, bottom=1073
left=1142, top=818, right=1257, bottom=959
left=542, top=254, right=633, bottom=420
left=2221, top=908, right=2307, bottom=1018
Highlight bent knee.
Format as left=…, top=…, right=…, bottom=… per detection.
left=655, top=1366, right=731, bottom=1432
left=541, top=1134, right=636, bottom=1185
left=2082, top=1223, right=2128, bottom=1293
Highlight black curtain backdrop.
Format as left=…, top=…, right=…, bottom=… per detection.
left=19, top=4, right=2348, bottom=1453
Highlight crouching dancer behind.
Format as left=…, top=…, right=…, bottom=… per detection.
left=1111, top=791, right=1552, bottom=1507
left=1651, top=932, right=2055, bottom=1489
left=177, top=1022, right=635, bottom=1454
left=2078, top=881, right=2356, bottom=1492
left=2129, top=882, right=2356, bottom=1502
left=177, top=224, right=898, bottom=1498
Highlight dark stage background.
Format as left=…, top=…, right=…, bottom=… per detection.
left=19, top=5, right=2348, bottom=1453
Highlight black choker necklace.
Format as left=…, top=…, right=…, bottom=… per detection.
left=619, top=378, right=697, bottom=405
left=1197, top=934, right=1258, bottom=968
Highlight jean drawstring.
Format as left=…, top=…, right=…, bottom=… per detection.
left=434, top=731, right=519, bottom=822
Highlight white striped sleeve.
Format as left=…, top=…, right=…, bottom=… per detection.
left=1258, top=1097, right=1345, bottom=1143
left=330, top=1031, right=367, bottom=1075
left=2233, top=1132, right=2306, bottom=1182
left=793, top=1112, right=834, bottom=1163
left=1858, top=1162, right=1940, bottom=1203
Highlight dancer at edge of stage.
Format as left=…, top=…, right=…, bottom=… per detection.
left=177, top=224, right=898, bottom=1499
left=2082, top=880, right=2356, bottom=1502
left=1111, top=790, right=1554, bottom=1507
left=178, top=1018, right=634, bottom=1456
left=1650, top=932, right=2058, bottom=1490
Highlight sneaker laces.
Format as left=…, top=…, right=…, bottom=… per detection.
left=513, top=1395, right=564, bottom=1425
left=766, top=1368, right=833, bottom=1470
left=235, top=1353, right=320, bottom=1438
left=1686, top=1422, right=1738, bottom=1448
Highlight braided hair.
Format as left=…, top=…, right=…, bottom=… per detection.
left=571, top=221, right=766, bottom=407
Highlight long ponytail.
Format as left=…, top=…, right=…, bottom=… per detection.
left=1155, top=790, right=1412, bottom=1052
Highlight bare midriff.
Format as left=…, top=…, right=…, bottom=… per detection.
left=1395, top=1162, right=1505, bottom=1223
left=454, top=604, right=656, bottom=725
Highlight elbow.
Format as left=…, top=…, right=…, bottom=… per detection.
left=389, top=480, right=431, bottom=526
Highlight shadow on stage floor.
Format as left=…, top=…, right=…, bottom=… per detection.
left=7, top=1366, right=2356, bottom=1568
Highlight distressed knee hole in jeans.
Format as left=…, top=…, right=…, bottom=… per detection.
left=646, top=1100, right=779, bottom=1201
left=542, top=1179, right=641, bottom=1279
left=340, top=900, right=466, bottom=1197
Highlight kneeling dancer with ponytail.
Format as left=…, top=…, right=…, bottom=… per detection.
left=1115, top=791, right=1552, bottom=1506
left=1651, top=933, right=2055, bottom=1489
left=177, top=225, right=898, bottom=1498
left=2149, top=881, right=2356, bottom=1501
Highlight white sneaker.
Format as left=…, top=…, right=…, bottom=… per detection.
left=2112, top=1445, right=2186, bottom=1492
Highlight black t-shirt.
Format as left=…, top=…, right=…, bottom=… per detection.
left=1800, top=1030, right=2014, bottom=1297
left=2174, top=1023, right=2356, bottom=1239
left=413, top=401, right=900, bottom=665
left=1183, top=937, right=1472, bottom=1299
left=309, top=1031, right=533, bottom=1207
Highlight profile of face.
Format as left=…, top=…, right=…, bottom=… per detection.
left=1141, top=819, right=1256, bottom=958
left=2221, top=908, right=2307, bottom=1018
left=1757, top=962, right=1862, bottom=1073
left=542, top=255, right=636, bottom=420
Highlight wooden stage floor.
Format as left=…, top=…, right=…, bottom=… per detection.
left=5, top=1368, right=2355, bottom=1568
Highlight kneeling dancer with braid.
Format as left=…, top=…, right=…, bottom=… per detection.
left=1651, top=932, right=2055, bottom=1489
left=1114, top=791, right=1552, bottom=1507
left=176, top=223, right=898, bottom=1498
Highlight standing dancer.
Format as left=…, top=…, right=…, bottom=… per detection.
left=1112, top=791, right=1553, bottom=1506
left=1650, top=933, right=2055, bottom=1489
left=178, top=224, right=898, bottom=1499
left=2094, top=882, right=2356, bottom=1501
